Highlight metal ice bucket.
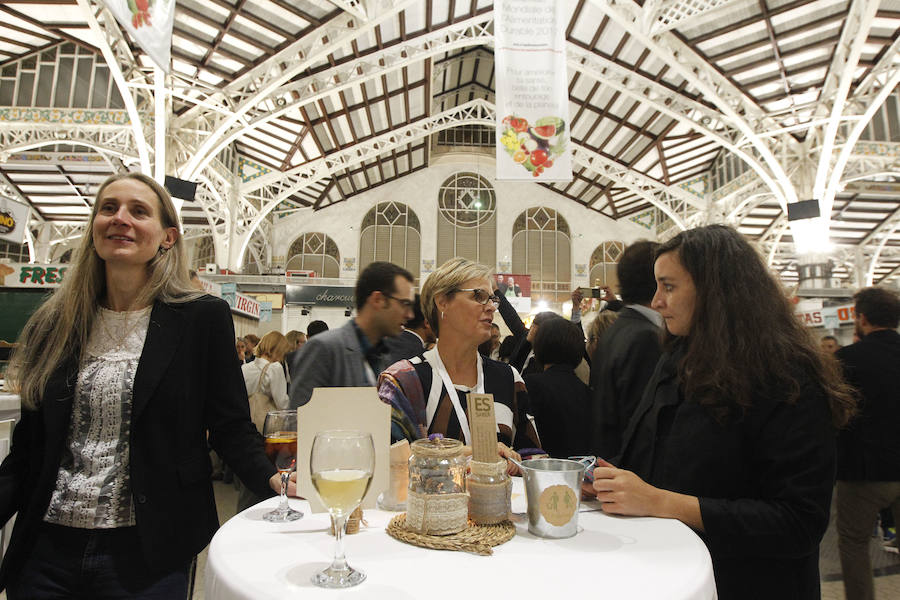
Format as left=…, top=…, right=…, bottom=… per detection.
left=519, top=458, right=586, bottom=539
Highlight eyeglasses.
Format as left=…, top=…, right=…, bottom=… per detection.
left=454, top=288, right=500, bottom=307
left=383, top=293, right=415, bottom=309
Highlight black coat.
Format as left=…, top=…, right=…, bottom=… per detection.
left=620, top=346, right=835, bottom=600
left=588, top=307, right=661, bottom=458
left=835, top=329, right=900, bottom=481
left=0, top=296, right=276, bottom=589
left=523, top=365, right=591, bottom=458
left=384, top=329, right=426, bottom=365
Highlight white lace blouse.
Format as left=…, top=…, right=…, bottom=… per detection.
left=43, top=306, right=151, bottom=529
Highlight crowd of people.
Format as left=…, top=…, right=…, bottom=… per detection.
left=0, top=171, right=898, bottom=599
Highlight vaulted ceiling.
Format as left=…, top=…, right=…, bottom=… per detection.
left=0, top=0, right=899, bottom=284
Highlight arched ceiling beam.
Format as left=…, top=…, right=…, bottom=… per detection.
left=324, top=0, right=369, bottom=21
left=179, top=0, right=420, bottom=179
left=586, top=0, right=797, bottom=209
left=566, top=43, right=786, bottom=209
left=812, top=0, right=880, bottom=205
left=177, top=7, right=785, bottom=204
left=641, top=0, right=745, bottom=35
left=822, top=43, right=900, bottom=221
left=75, top=0, right=151, bottom=173
left=864, top=211, right=900, bottom=286
left=235, top=99, right=702, bottom=267
left=179, top=13, right=493, bottom=180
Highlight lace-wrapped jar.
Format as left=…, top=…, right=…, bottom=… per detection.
left=467, top=459, right=511, bottom=525
left=406, top=437, right=468, bottom=535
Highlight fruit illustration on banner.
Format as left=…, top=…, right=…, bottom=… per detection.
left=128, top=0, right=153, bottom=29
left=500, top=115, right=566, bottom=178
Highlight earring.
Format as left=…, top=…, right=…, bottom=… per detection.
left=158, top=245, right=169, bottom=254
left=441, top=311, right=444, bottom=320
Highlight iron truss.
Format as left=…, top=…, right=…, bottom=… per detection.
left=4, top=0, right=899, bottom=283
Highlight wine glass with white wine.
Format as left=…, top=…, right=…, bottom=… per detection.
left=262, top=410, right=303, bottom=522
left=309, top=430, right=375, bottom=588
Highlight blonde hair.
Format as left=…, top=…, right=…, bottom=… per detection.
left=421, top=257, right=493, bottom=336
left=586, top=310, right=619, bottom=357
left=255, top=331, right=291, bottom=362
left=285, top=330, right=306, bottom=347
left=588, top=310, right=619, bottom=341
left=9, top=172, right=203, bottom=410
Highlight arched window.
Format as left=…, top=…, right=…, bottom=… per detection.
left=192, top=236, right=216, bottom=270
left=437, top=172, right=496, bottom=267
left=359, top=202, right=421, bottom=279
left=512, top=207, right=571, bottom=304
left=589, top=241, right=625, bottom=290
left=286, top=232, right=340, bottom=278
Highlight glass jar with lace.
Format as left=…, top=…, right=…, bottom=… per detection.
left=405, top=436, right=467, bottom=535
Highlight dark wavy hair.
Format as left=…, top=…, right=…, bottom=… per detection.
left=854, top=287, right=900, bottom=329
left=657, top=225, right=855, bottom=427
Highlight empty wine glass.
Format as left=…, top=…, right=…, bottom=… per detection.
left=262, top=410, right=303, bottom=522
left=310, top=430, right=375, bottom=588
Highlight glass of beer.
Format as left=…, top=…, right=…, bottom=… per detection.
left=262, top=410, right=303, bottom=523
left=310, top=430, right=374, bottom=588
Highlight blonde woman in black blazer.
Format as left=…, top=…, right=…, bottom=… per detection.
left=0, top=173, right=282, bottom=598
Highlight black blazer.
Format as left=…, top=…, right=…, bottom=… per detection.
left=835, top=329, right=900, bottom=481
left=0, top=296, right=276, bottom=588
left=588, top=307, right=662, bottom=458
left=620, top=346, right=835, bottom=600
left=523, top=365, right=591, bottom=458
left=384, top=329, right=426, bottom=365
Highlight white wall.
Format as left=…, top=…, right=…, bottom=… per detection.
left=281, top=305, right=355, bottom=335
left=272, top=154, right=655, bottom=290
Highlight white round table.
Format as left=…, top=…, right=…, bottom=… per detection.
left=205, top=482, right=717, bottom=600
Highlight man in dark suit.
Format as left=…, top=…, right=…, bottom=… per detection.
left=384, top=293, right=435, bottom=364
left=289, top=262, right=414, bottom=408
left=589, top=240, right=662, bottom=460
left=835, top=286, right=900, bottom=600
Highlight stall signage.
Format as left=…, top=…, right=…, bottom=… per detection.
left=796, top=304, right=855, bottom=327
left=0, top=199, right=30, bottom=244
left=286, top=284, right=355, bottom=307
left=197, top=277, right=221, bottom=297
left=232, top=293, right=260, bottom=319
left=0, top=263, right=67, bottom=288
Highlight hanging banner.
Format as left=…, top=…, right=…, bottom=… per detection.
left=259, top=301, right=272, bottom=322
left=102, top=0, right=175, bottom=72
left=495, top=0, right=572, bottom=182
left=0, top=198, right=30, bottom=245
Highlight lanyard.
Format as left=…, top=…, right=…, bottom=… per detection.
left=362, top=361, right=376, bottom=386
left=424, top=346, right=484, bottom=445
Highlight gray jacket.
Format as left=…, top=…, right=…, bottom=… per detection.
left=288, top=320, right=386, bottom=408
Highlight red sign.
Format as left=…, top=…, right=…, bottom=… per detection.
left=233, top=293, right=260, bottom=319
left=795, top=304, right=855, bottom=327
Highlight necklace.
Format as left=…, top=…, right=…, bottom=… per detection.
left=96, top=306, right=150, bottom=354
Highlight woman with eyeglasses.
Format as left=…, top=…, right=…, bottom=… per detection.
left=378, top=257, right=540, bottom=458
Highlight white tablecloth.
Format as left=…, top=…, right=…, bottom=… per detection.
left=206, top=481, right=717, bottom=600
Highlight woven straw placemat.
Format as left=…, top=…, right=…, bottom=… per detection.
left=386, top=514, right=515, bottom=556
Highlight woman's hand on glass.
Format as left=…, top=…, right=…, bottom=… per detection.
left=269, top=471, right=298, bottom=496
left=592, top=459, right=704, bottom=531
left=591, top=463, right=664, bottom=517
